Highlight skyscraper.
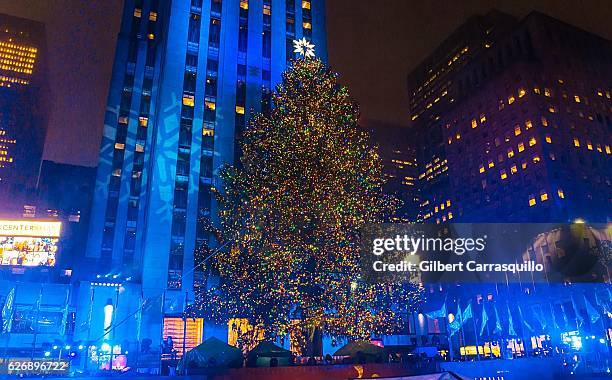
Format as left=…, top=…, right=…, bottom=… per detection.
left=408, top=11, right=611, bottom=223
left=0, top=14, right=47, bottom=212
left=84, top=0, right=326, bottom=353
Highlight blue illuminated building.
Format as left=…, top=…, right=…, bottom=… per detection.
left=83, top=0, right=327, bottom=358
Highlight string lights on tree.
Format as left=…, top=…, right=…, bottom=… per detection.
left=186, top=50, right=423, bottom=352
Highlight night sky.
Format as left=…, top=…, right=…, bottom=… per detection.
left=0, top=0, right=611, bottom=167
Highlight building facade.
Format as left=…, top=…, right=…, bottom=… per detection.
left=408, top=11, right=611, bottom=223
left=84, top=0, right=327, bottom=358
left=368, top=121, right=420, bottom=222
left=0, top=14, right=47, bottom=213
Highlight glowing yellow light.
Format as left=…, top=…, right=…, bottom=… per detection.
left=557, top=188, right=565, bottom=199
left=0, top=220, right=61, bottom=237
left=573, top=138, right=580, bottom=147
left=518, top=88, right=526, bottom=97
left=540, top=192, right=548, bottom=201
left=518, top=142, right=525, bottom=152
left=529, top=198, right=536, bottom=207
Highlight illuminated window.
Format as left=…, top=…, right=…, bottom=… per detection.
left=263, top=4, right=271, bottom=15
left=597, top=90, right=603, bottom=97
left=574, top=95, right=581, bottom=103
left=514, top=126, right=521, bottom=136
left=303, top=22, right=312, bottom=29
left=545, top=135, right=552, bottom=143
left=508, top=95, right=515, bottom=104
left=548, top=106, right=556, bottom=113
left=455, top=133, right=461, bottom=140
left=115, top=143, right=125, bottom=150
left=518, top=142, right=525, bottom=152
left=446, top=200, right=451, bottom=207
left=596, top=144, right=602, bottom=153
left=507, top=149, right=514, bottom=158
left=488, top=160, right=494, bottom=169
left=134, top=8, right=142, bottom=17
left=235, top=105, right=245, bottom=114
left=479, top=165, right=485, bottom=173
left=529, top=197, right=536, bottom=207
left=183, top=94, right=195, bottom=107
left=434, top=206, right=439, bottom=213
left=500, top=170, right=507, bottom=180
left=471, top=119, right=477, bottom=129
left=440, top=203, right=445, bottom=210
left=573, top=138, right=580, bottom=147
left=139, top=117, right=148, bottom=127
left=541, top=117, right=548, bottom=127
left=557, top=188, right=565, bottom=199
left=480, top=114, right=486, bottom=123
left=149, top=11, right=158, bottom=21
left=148, top=33, right=155, bottom=40
left=240, top=0, right=248, bottom=10
left=606, top=145, right=611, bottom=154
left=534, top=87, right=541, bottom=94
left=586, top=141, right=593, bottom=150
left=205, top=100, right=216, bottom=110
left=525, top=120, right=533, bottom=130
left=112, top=169, right=122, bottom=177
left=202, top=128, right=214, bottom=136
left=448, top=212, right=453, bottom=220
left=529, top=137, right=537, bottom=147
left=518, top=88, right=526, bottom=97
left=302, top=0, right=311, bottom=9
left=540, top=192, right=548, bottom=201
left=544, top=88, right=551, bottom=97
left=521, top=161, right=527, bottom=170
left=119, top=116, right=128, bottom=124
left=532, top=156, right=540, bottom=163
left=510, top=165, right=517, bottom=174
left=135, top=144, right=144, bottom=152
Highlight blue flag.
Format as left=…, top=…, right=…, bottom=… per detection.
left=449, top=302, right=462, bottom=336
left=462, top=302, right=473, bottom=324
left=584, top=295, right=600, bottom=324
left=1, top=288, right=15, bottom=333
left=507, top=304, right=517, bottom=337
left=518, top=305, right=533, bottom=332
left=426, top=302, right=447, bottom=319
left=493, top=305, right=502, bottom=334
left=480, top=305, right=489, bottom=336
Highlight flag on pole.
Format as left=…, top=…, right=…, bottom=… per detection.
left=493, top=305, right=502, bottom=334
left=571, top=296, right=584, bottom=327
left=518, top=305, right=533, bottom=333
left=507, top=303, right=517, bottom=336
left=426, top=302, right=447, bottom=319
left=449, top=302, right=462, bottom=336
left=584, top=295, right=600, bottom=324
left=480, top=304, right=489, bottom=336
left=533, top=305, right=546, bottom=330
left=60, top=287, right=70, bottom=336
left=1, top=287, right=15, bottom=333
left=462, top=302, right=473, bottom=324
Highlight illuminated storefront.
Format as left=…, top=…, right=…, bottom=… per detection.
left=162, top=317, right=204, bottom=358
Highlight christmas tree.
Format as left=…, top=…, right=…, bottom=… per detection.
left=187, top=57, right=422, bottom=353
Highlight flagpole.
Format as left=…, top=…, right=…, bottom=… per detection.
left=472, top=310, right=481, bottom=361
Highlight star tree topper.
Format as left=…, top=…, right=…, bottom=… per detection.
left=293, top=37, right=316, bottom=58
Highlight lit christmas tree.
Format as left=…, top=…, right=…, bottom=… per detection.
left=187, top=56, right=422, bottom=353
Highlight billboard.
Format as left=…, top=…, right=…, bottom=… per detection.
left=0, top=221, right=61, bottom=267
